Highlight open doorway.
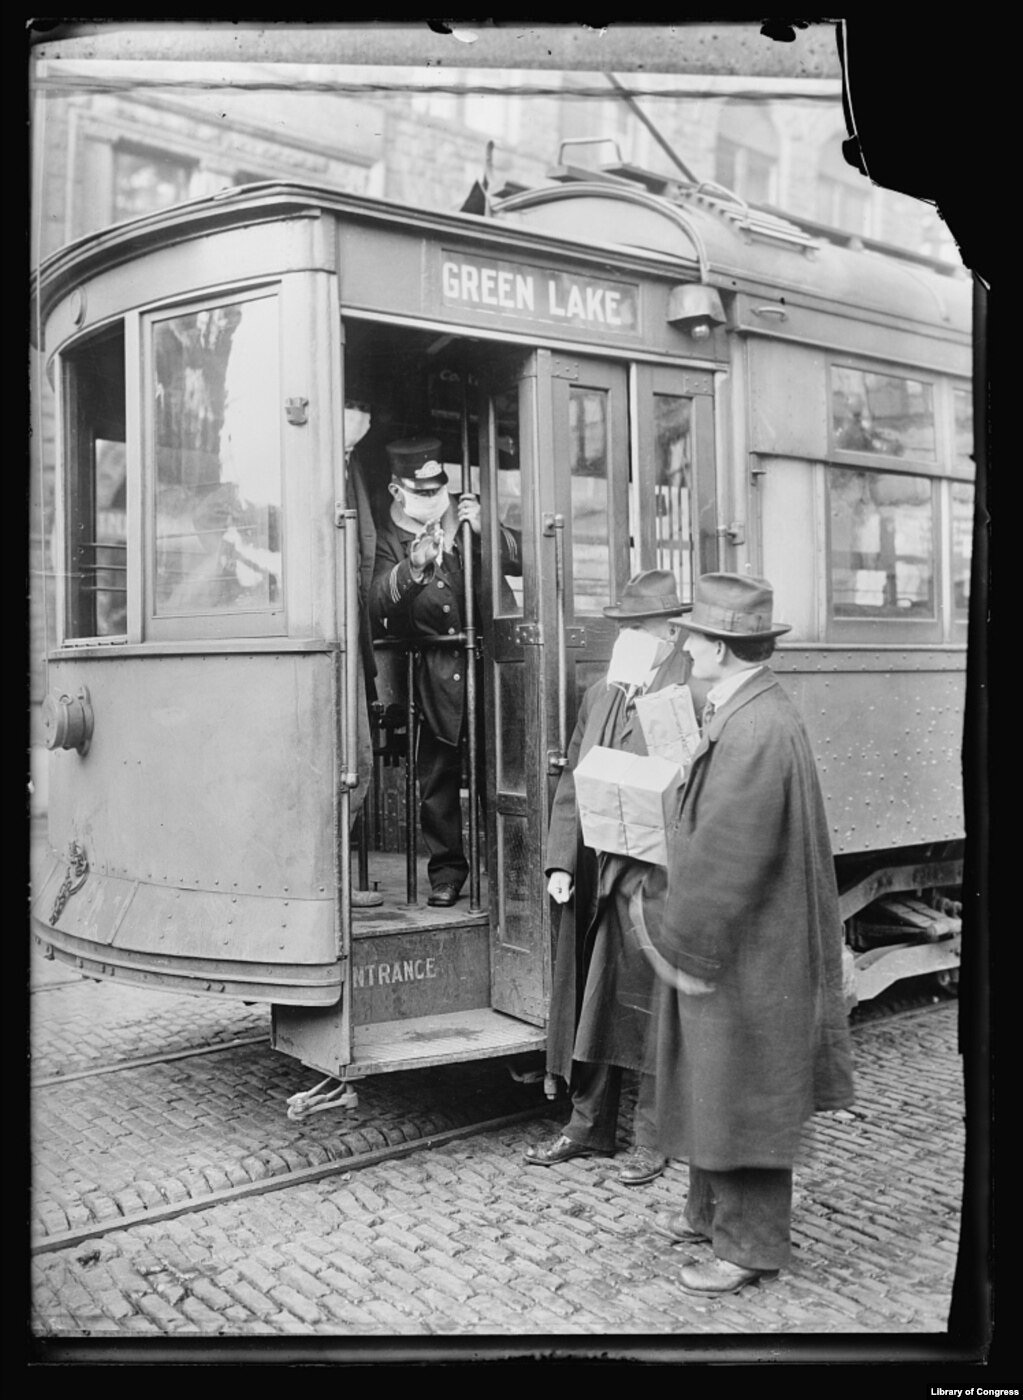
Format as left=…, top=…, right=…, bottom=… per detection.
left=342, top=320, right=527, bottom=926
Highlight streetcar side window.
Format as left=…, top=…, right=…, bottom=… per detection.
left=951, top=481, right=974, bottom=619
left=831, top=366, right=937, bottom=463
left=954, top=385, right=974, bottom=471
left=62, top=324, right=128, bottom=641
left=824, top=362, right=972, bottom=640
left=828, top=468, right=937, bottom=619
left=150, top=294, right=282, bottom=621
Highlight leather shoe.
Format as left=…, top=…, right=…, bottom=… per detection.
left=678, top=1258, right=778, bottom=1296
left=351, top=888, right=383, bottom=908
left=427, top=883, right=460, bottom=908
left=524, top=1134, right=600, bottom=1167
left=656, top=1211, right=711, bottom=1244
left=618, top=1147, right=667, bottom=1186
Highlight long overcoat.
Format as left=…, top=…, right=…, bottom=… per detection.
left=647, top=668, right=855, bottom=1170
left=544, top=649, right=696, bottom=1084
left=369, top=507, right=521, bottom=746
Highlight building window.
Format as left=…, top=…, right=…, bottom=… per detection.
left=62, top=324, right=128, bottom=640
left=714, top=102, right=778, bottom=204
left=113, top=145, right=197, bottom=223
left=817, top=135, right=872, bottom=236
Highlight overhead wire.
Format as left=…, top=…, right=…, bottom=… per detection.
left=29, top=70, right=843, bottom=103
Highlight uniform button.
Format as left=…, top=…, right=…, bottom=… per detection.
left=442, top=604, right=451, bottom=613
left=448, top=627, right=456, bottom=635
left=436, top=581, right=445, bottom=589
left=453, top=673, right=461, bottom=681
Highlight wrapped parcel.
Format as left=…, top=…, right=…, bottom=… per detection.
left=574, top=746, right=684, bottom=866
left=634, top=683, right=701, bottom=773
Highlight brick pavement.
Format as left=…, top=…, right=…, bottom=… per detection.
left=29, top=950, right=968, bottom=1341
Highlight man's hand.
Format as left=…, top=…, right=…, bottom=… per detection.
left=458, top=494, right=482, bottom=535
left=548, top=870, right=573, bottom=904
left=627, top=886, right=715, bottom=995
left=409, top=527, right=442, bottom=572
left=666, top=967, right=715, bottom=996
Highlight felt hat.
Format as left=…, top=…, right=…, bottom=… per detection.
left=682, top=572, right=791, bottom=639
left=602, top=570, right=691, bottom=621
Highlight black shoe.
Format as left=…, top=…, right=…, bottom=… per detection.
left=427, top=883, right=460, bottom=908
left=655, top=1210, right=711, bottom=1244
left=524, top=1134, right=600, bottom=1167
left=618, top=1147, right=667, bottom=1186
left=678, top=1259, right=778, bottom=1295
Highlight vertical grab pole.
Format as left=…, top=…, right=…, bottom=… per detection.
left=338, top=508, right=361, bottom=966
left=461, top=510, right=481, bottom=912
left=405, top=644, right=418, bottom=905
left=543, top=512, right=569, bottom=776
left=460, top=351, right=481, bottom=912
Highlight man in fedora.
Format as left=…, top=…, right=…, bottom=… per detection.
left=634, top=572, right=854, bottom=1295
left=369, top=437, right=522, bottom=907
left=525, top=570, right=703, bottom=1184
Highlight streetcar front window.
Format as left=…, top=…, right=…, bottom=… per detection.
left=151, top=296, right=282, bottom=617
left=62, top=324, right=127, bottom=640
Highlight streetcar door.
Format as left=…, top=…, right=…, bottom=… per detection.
left=478, top=351, right=631, bottom=1024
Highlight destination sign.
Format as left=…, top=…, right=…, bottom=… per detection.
left=441, top=252, right=639, bottom=333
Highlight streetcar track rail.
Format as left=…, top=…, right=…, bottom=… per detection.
left=29, top=997, right=955, bottom=1261
left=30, top=989, right=950, bottom=1091
left=30, top=1105, right=553, bottom=1257
left=31, top=1035, right=269, bottom=1089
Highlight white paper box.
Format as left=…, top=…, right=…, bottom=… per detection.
left=574, top=745, right=683, bottom=866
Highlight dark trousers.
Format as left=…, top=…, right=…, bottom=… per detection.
left=685, top=1164, right=793, bottom=1271
left=564, top=1062, right=658, bottom=1155
left=416, top=725, right=469, bottom=891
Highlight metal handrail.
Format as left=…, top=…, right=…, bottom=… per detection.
left=371, top=627, right=483, bottom=909
left=551, top=512, right=569, bottom=772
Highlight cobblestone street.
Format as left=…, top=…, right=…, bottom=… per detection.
left=30, top=945, right=972, bottom=1357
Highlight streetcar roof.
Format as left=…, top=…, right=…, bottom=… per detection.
left=31, top=177, right=971, bottom=346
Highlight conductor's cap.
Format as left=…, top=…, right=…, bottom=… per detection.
left=386, top=437, right=448, bottom=491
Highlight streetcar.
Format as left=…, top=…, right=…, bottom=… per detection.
left=30, top=156, right=973, bottom=1101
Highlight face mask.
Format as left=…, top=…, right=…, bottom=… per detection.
left=344, top=407, right=371, bottom=453
left=607, top=627, right=671, bottom=688
left=399, top=487, right=449, bottom=525
left=650, top=636, right=675, bottom=670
